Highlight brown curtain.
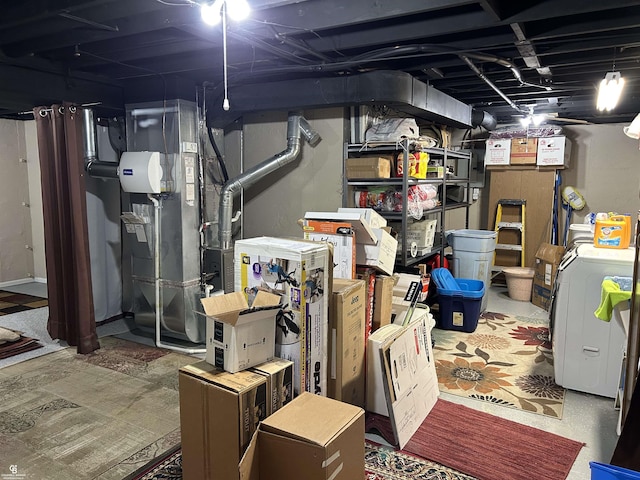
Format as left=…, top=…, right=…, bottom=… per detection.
left=33, top=103, right=99, bottom=354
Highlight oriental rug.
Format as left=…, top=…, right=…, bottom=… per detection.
left=431, top=311, right=565, bottom=418
left=123, top=441, right=477, bottom=480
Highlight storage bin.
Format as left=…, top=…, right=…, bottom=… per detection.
left=590, top=462, right=640, bottom=480
left=502, top=267, right=535, bottom=302
left=432, top=268, right=484, bottom=333
left=447, top=229, right=497, bottom=312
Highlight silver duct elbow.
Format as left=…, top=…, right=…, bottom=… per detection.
left=82, top=107, right=120, bottom=178
left=218, top=112, right=321, bottom=250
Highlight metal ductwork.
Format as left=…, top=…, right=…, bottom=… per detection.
left=207, top=71, right=482, bottom=130
left=82, top=108, right=119, bottom=179
left=218, top=112, right=321, bottom=249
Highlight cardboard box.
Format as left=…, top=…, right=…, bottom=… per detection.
left=201, top=291, right=281, bottom=373
left=337, top=207, right=387, bottom=229
left=426, top=165, right=445, bottom=178
left=356, top=267, right=376, bottom=343
left=239, top=392, right=365, bottom=480
left=373, top=274, right=395, bottom=331
left=179, top=361, right=267, bottom=480
left=346, top=156, right=392, bottom=179
left=355, top=227, right=398, bottom=275
left=536, top=136, right=571, bottom=167
left=485, top=138, right=511, bottom=166
left=510, top=137, right=538, bottom=164
left=235, top=237, right=330, bottom=396
left=330, top=278, right=366, bottom=407
left=380, top=312, right=439, bottom=448
left=302, top=220, right=356, bottom=279
left=366, top=323, right=403, bottom=415
left=305, top=210, right=378, bottom=245
left=532, top=242, right=566, bottom=310
left=405, top=218, right=437, bottom=248
left=250, top=358, right=294, bottom=416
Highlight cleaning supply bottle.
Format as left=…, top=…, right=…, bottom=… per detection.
left=594, top=214, right=630, bottom=249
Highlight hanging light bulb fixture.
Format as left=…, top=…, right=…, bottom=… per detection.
left=596, top=72, right=625, bottom=112
left=201, top=0, right=250, bottom=25
left=200, top=0, right=252, bottom=110
left=596, top=48, right=625, bottom=112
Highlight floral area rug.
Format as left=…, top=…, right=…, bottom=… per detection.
left=432, top=311, right=566, bottom=418
left=125, top=442, right=477, bottom=480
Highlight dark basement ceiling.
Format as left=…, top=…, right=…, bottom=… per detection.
left=1, top=0, right=639, bottom=127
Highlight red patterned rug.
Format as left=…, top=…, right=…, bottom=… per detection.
left=366, top=399, right=584, bottom=480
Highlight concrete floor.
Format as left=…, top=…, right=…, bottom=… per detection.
left=3, top=280, right=621, bottom=479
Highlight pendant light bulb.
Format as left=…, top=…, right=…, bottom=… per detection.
left=596, top=71, right=624, bottom=112
left=227, top=0, right=251, bottom=21
left=201, top=0, right=223, bottom=26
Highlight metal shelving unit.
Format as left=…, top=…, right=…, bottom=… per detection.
left=343, top=140, right=471, bottom=268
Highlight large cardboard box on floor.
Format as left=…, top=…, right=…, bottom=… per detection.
left=379, top=311, right=439, bottom=449
left=200, top=291, right=281, bottom=373
left=301, top=219, right=356, bottom=279
left=235, top=237, right=330, bottom=397
left=330, top=278, right=366, bottom=407
left=250, top=358, right=294, bottom=416
left=239, top=392, right=365, bottom=480
left=179, top=361, right=267, bottom=480
left=532, top=243, right=566, bottom=310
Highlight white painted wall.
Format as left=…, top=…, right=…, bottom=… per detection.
left=24, top=120, right=46, bottom=282
left=0, top=119, right=36, bottom=285
left=242, top=108, right=347, bottom=238
left=561, top=124, right=640, bottom=224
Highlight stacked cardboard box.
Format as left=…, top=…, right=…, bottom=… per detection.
left=234, top=237, right=330, bottom=397
left=330, top=278, right=366, bottom=407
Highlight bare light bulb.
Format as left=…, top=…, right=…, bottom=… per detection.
left=201, top=0, right=223, bottom=26
left=227, top=0, right=251, bottom=21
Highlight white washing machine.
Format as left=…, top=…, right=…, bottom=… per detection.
left=551, top=244, right=634, bottom=398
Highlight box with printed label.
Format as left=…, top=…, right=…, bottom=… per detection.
left=179, top=361, right=267, bottom=480
left=484, top=138, right=511, bottom=166
left=536, top=136, right=571, bottom=167
left=200, top=291, right=281, bottom=373
left=532, top=242, right=565, bottom=310
left=250, top=358, right=294, bottom=416
left=330, top=278, right=366, bottom=407
left=355, top=228, right=398, bottom=276
left=235, top=237, right=330, bottom=397
left=239, top=392, right=365, bottom=480
left=302, top=219, right=355, bottom=279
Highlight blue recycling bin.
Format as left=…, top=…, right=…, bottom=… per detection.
left=590, top=462, right=640, bottom=480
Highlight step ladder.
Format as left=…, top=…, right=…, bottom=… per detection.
left=493, top=199, right=526, bottom=274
